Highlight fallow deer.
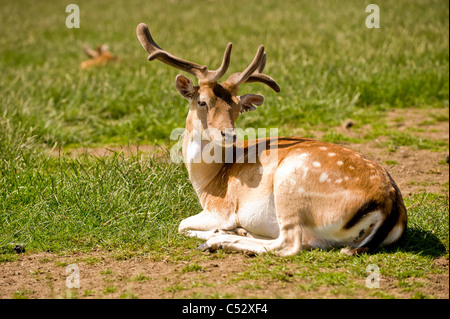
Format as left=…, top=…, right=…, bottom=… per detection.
left=136, top=23, right=407, bottom=256
left=81, top=44, right=117, bottom=70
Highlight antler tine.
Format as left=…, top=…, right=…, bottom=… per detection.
left=258, top=52, right=267, bottom=73
left=136, top=23, right=162, bottom=53
left=207, top=42, right=232, bottom=83
left=245, top=52, right=281, bottom=92
left=229, top=45, right=265, bottom=87
left=137, top=23, right=231, bottom=83
left=137, top=23, right=207, bottom=78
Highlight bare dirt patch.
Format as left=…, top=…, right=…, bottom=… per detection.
left=349, top=142, right=448, bottom=196
left=334, top=107, right=449, bottom=196
left=386, top=108, right=449, bottom=143
left=1, top=251, right=448, bottom=299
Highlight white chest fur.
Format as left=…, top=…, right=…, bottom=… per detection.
left=185, top=135, right=202, bottom=164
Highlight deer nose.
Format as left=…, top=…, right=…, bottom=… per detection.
left=221, top=129, right=237, bottom=143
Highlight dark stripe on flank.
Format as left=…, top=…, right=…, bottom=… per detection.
left=343, top=200, right=380, bottom=230
left=345, top=171, right=405, bottom=254
left=361, top=173, right=403, bottom=251
left=363, top=200, right=400, bottom=251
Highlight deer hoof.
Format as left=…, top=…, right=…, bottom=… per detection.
left=340, top=246, right=369, bottom=256
left=196, top=243, right=212, bottom=252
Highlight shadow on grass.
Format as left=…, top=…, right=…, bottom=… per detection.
left=382, top=227, right=448, bottom=258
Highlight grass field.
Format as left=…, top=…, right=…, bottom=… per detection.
left=0, top=0, right=448, bottom=299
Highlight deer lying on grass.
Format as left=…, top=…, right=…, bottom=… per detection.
left=80, top=44, right=117, bottom=70
left=136, top=23, right=407, bottom=256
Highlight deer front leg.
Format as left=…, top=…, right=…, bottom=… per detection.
left=178, top=210, right=238, bottom=240
left=197, top=223, right=303, bottom=256
left=196, top=190, right=305, bottom=256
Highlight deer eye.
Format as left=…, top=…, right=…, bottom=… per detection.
left=197, top=100, right=207, bottom=108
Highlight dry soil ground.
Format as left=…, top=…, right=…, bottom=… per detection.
left=0, top=251, right=448, bottom=299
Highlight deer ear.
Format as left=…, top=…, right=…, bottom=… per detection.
left=175, top=75, right=196, bottom=100
left=238, top=94, right=264, bottom=113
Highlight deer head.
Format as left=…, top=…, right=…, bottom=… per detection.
left=136, top=23, right=280, bottom=146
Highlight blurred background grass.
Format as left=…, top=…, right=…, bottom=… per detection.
left=0, top=0, right=448, bottom=147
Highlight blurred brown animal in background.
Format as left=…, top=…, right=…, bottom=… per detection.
left=80, top=44, right=117, bottom=69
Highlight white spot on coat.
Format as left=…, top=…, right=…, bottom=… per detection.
left=337, top=161, right=343, bottom=166
left=313, top=162, right=321, bottom=167
left=319, top=173, right=328, bottom=183
left=276, top=155, right=306, bottom=180
left=275, top=153, right=308, bottom=187
left=328, top=153, right=336, bottom=157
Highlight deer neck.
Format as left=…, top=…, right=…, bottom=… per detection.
left=182, top=111, right=227, bottom=199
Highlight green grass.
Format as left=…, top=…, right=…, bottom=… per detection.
left=120, top=291, right=139, bottom=299
left=383, top=160, right=399, bottom=166
left=0, top=0, right=448, bottom=299
left=12, top=289, right=33, bottom=299
left=384, top=131, right=449, bottom=152
left=103, top=286, right=117, bottom=295
left=0, top=0, right=448, bottom=148
left=129, top=273, right=151, bottom=282
left=181, top=263, right=203, bottom=274
left=0, top=140, right=200, bottom=253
